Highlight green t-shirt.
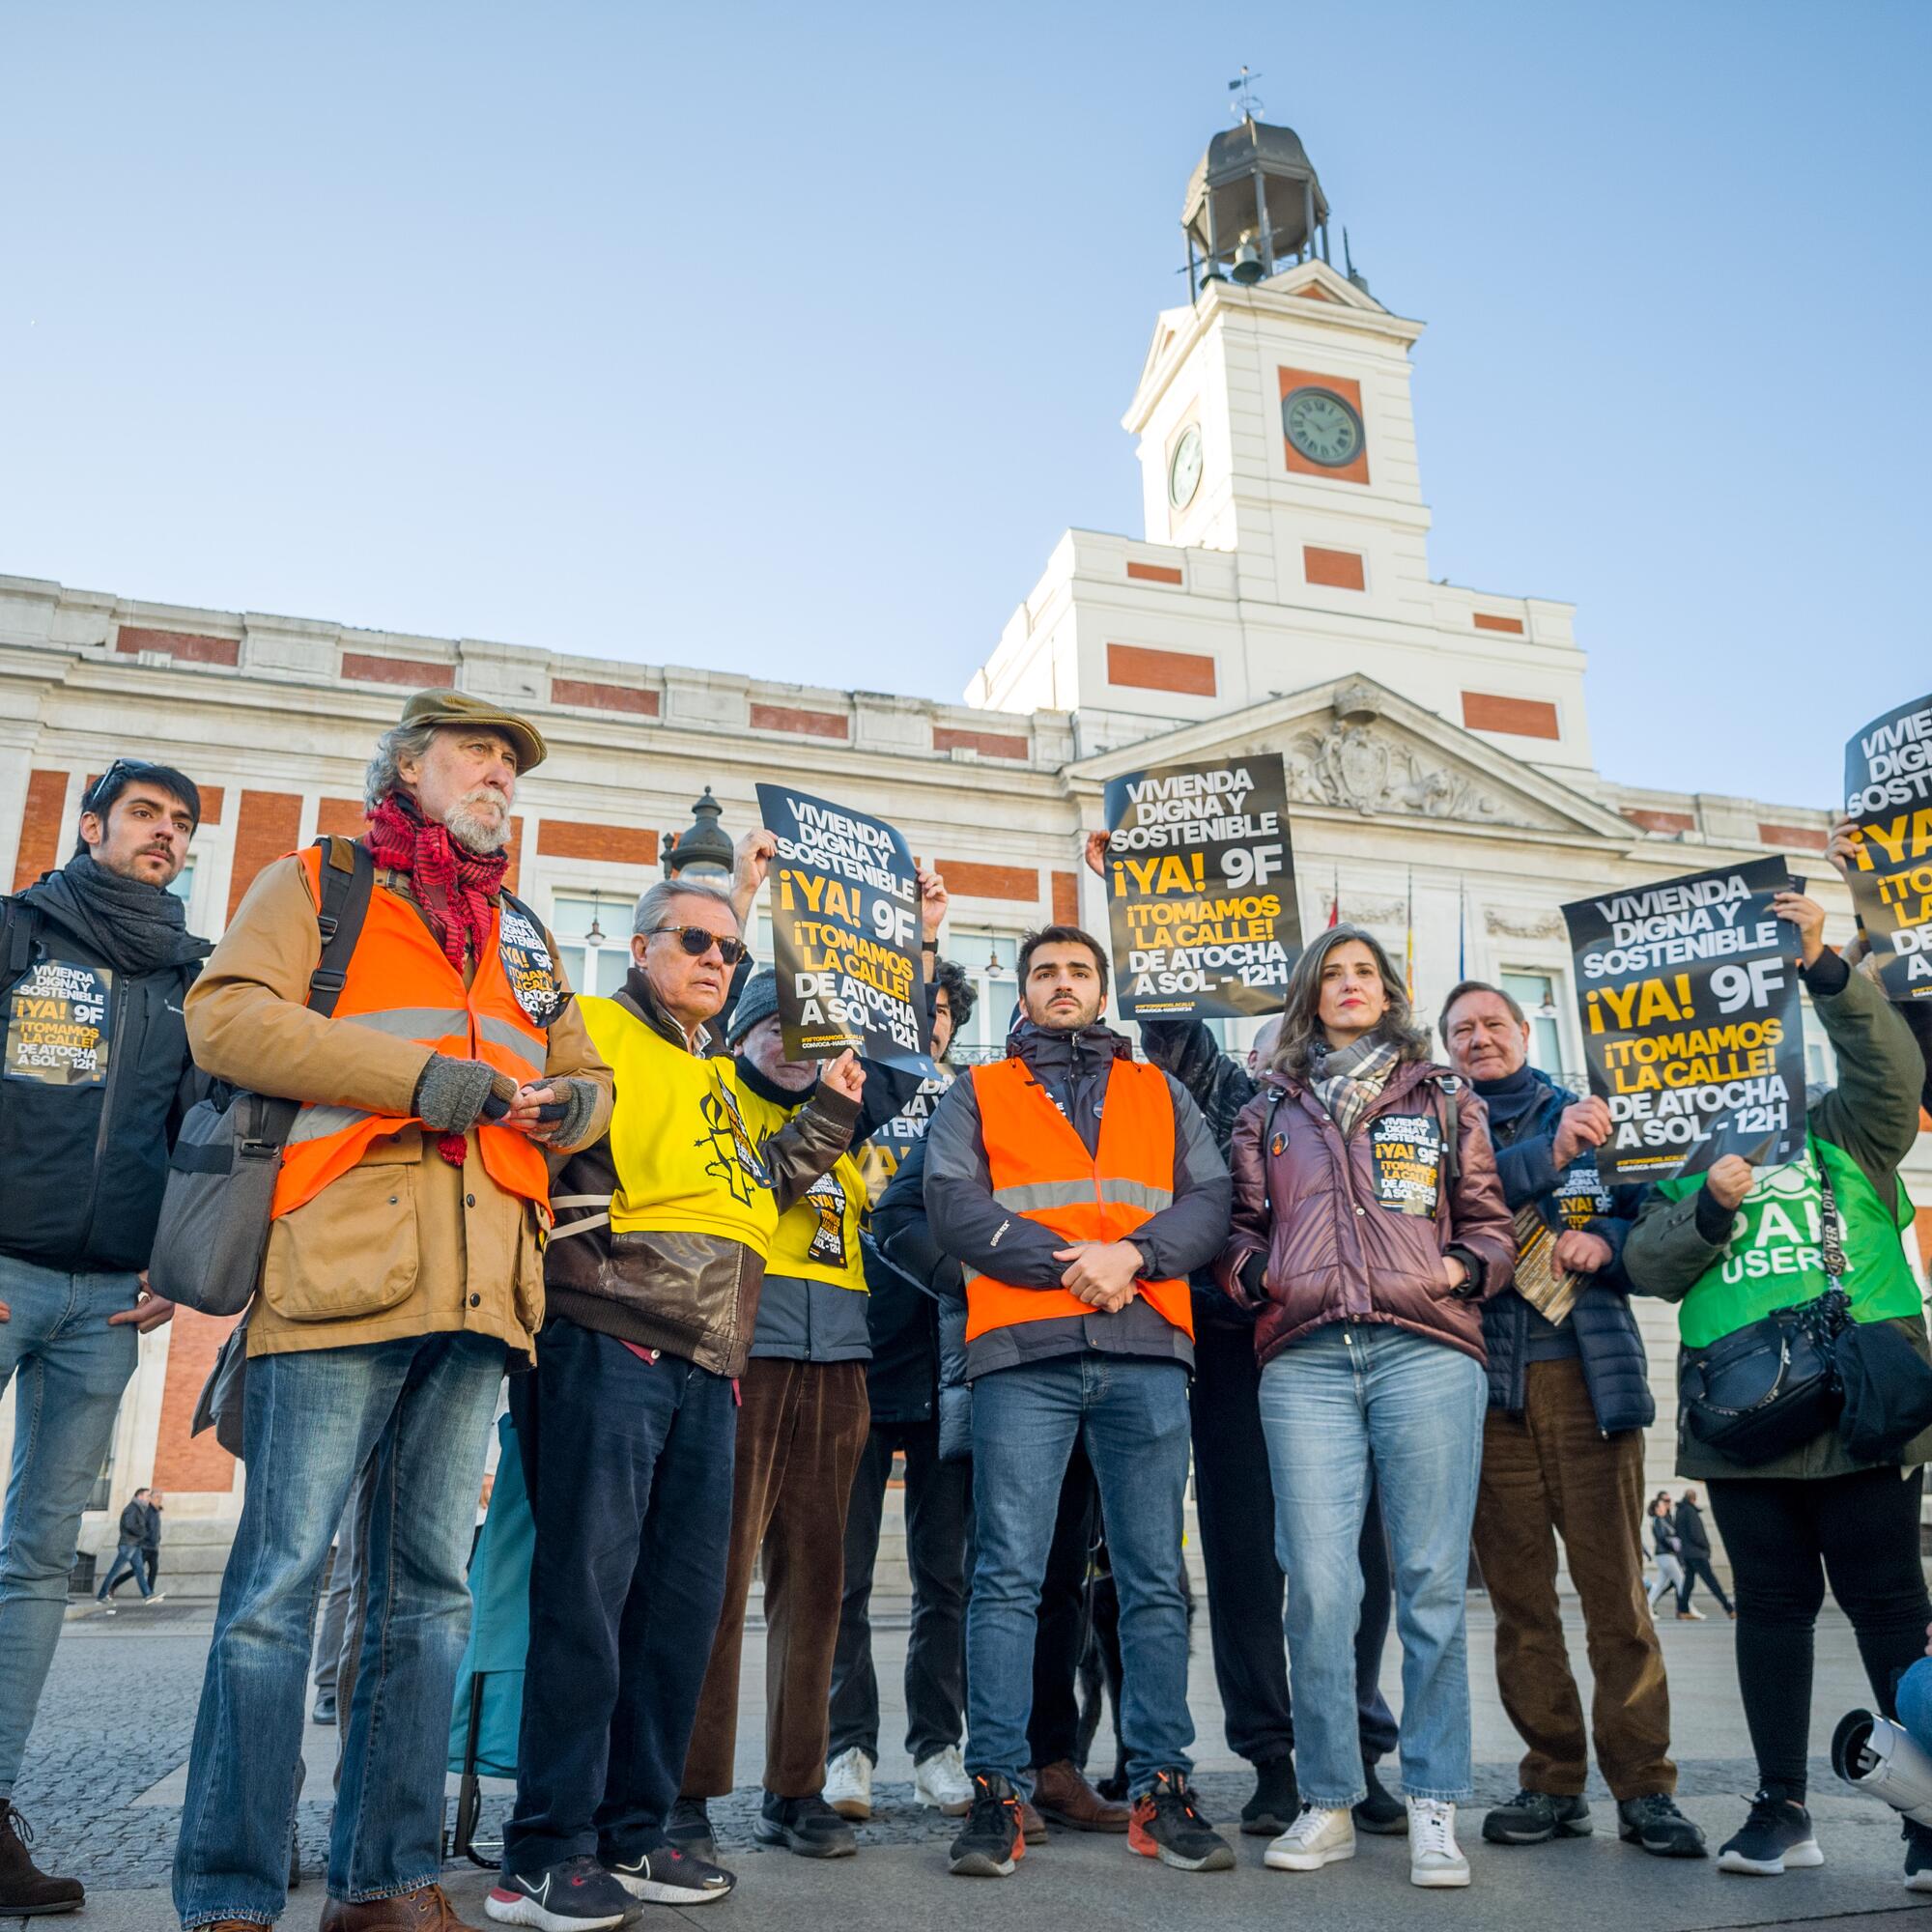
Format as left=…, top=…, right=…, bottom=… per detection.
left=1658, top=1137, right=1919, bottom=1350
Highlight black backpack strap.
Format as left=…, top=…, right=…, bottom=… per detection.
left=307, top=836, right=373, bottom=1018
left=1437, top=1074, right=1463, bottom=1199
left=1259, top=1086, right=1289, bottom=1220
left=0, top=895, right=41, bottom=1001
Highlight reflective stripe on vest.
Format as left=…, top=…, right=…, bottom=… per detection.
left=270, top=846, right=552, bottom=1218
left=964, top=1055, right=1193, bottom=1343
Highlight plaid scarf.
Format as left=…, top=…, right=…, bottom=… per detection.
left=1306, top=1034, right=1400, bottom=1137
left=365, top=791, right=509, bottom=1169
left=364, top=791, right=506, bottom=975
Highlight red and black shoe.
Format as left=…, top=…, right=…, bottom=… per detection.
left=1128, top=1770, right=1236, bottom=1872
left=949, top=1773, right=1027, bottom=1878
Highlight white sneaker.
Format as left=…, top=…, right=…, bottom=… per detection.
left=1264, top=1805, right=1356, bottom=1871
left=1407, top=1799, right=1470, bottom=1888
left=824, top=1746, right=872, bottom=1821
left=914, top=1744, right=974, bottom=1816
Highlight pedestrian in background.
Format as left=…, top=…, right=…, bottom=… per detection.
left=98, top=1488, right=159, bottom=1608
left=1672, top=1491, right=1733, bottom=1623
left=1646, top=1497, right=1686, bottom=1614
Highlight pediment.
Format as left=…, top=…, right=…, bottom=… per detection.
left=1065, top=675, right=1634, bottom=845
left=1261, top=258, right=1387, bottom=313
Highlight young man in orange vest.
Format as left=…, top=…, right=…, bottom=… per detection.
left=173, top=692, right=613, bottom=1932
left=923, top=923, right=1235, bottom=1879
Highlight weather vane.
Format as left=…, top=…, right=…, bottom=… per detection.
left=1228, top=65, right=1264, bottom=122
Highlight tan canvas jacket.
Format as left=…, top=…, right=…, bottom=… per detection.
left=184, top=853, right=613, bottom=1361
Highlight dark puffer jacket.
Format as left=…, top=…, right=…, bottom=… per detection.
left=1479, top=1065, right=1654, bottom=1435
left=1217, top=1057, right=1515, bottom=1369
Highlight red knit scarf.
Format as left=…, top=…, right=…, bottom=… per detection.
left=365, top=792, right=510, bottom=1166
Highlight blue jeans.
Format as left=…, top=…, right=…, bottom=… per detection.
left=1897, top=1656, right=1932, bottom=1754
left=0, top=1254, right=138, bottom=1799
left=966, top=1352, right=1193, bottom=1799
left=173, top=1332, right=502, bottom=1927
left=99, top=1542, right=154, bottom=1600
left=1258, top=1321, right=1487, bottom=1806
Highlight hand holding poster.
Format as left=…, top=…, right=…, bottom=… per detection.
left=1843, top=691, right=1932, bottom=1001
left=1562, top=855, right=1805, bottom=1183
left=756, top=783, right=933, bottom=1076
left=1100, top=754, right=1299, bottom=1022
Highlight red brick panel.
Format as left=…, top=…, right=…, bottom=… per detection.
left=938, top=860, right=1040, bottom=902
left=535, top=820, right=660, bottom=867
left=1277, top=366, right=1370, bottom=486
left=551, top=677, right=660, bottom=717
left=1759, top=822, right=1829, bottom=852
left=1125, top=561, right=1183, bottom=585
left=196, top=784, right=225, bottom=827
left=1472, top=612, right=1526, bottom=635
left=933, top=725, right=1029, bottom=760
left=12, top=770, right=69, bottom=891
left=152, top=1309, right=241, bottom=1494
left=503, top=815, right=524, bottom=895
left=1622, top=808, right=1696, bottom=835
left=1303, top=546, right=1366, bottom=590
left=750, top=702, right=849, bottom=740
left=1461, top=693, right=1560, bottom=741
left=1107, top=642, right=1217, bottom=697
left=315, top=797, right=369, bottom=838
left=341, top=652, right=456, bottom=688
left=227, top=789, right=303, bottom=918
left=115, top=625, right=241, bottom=668
left=1917, top=1207, right=1932, bottom=1262
left=1051, top=869, right=1079, bottom=923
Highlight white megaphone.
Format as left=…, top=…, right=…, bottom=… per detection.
left=1833, top=1709, right=1932, bottom=1826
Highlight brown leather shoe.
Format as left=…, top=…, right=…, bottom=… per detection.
left=1017, top=1794, right=1049, bottom=1843
left=1033, top=1758, right=1131, bottom=1833
left=320, top=1884, right=481, bottom=1930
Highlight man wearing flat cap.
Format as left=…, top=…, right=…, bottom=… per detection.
left=172, top=693, right=612, bottom=1932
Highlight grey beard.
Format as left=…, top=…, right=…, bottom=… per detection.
left=445, top=792, right=511, bottom=854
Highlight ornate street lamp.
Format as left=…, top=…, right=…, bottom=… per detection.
left=662, top=786, right=735, bottom=881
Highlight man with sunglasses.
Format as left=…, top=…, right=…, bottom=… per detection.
left=0, top=758, right=207, bottom=1916
left=493, top=839, right=865, bottom=1929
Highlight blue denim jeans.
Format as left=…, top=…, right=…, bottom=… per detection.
left=98, top=1542, right=154, bottom=1600
left=0, top=1254, right=138, bottom=1799
left=966, top=1352, right=1193, bottom=1799
left=1258, top=1321, right=1487, bottom=1806
left=173, top=1331, right=502, bottom=1927
left=1897, top=1656, right=1932, bottom=1755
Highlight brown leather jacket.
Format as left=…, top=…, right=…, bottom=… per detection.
left=543, top=970, right=858, bottom=1378
left=1215, top=1058, right=1516, bottom=1369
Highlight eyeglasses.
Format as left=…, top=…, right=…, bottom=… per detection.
left=650, top=923, right=750, bottom=966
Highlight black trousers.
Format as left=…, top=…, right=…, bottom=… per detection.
left=1677, top=1555, right=1733, bottom=1616
left=828, top=1418, right=972, bottom=1767
left=1190, top=1314, right=1400, bottom=1767
left=1707, top=1464, right=1932, bottom=1800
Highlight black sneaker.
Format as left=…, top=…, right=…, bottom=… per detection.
left=1353, top=1763, right=1407, bottom=1835
left=0, top=1801, right=85, bottom=1916
left=606, top=1840, right=735, bottom=1906
left=753, top=1792, right=857, bottom=1859
left=1482, top=1788, right=1592, bottom=1845
left=1716, top=1790, right=1823, bottom=1875
left=950, top=1773, right=1026, bottom=1877
left=665, top=1799, right=716, bottom=1864
left=1240, top=1756, right=1300, bottom=1836
left=1903, top=1817, right=1932, bottom=1892
left=1128, top=1769, right=1236, bottom=1872
left=1617, top=1792, right=1707, bottom=1858
left=486, top=1854, right=640, bottom=1928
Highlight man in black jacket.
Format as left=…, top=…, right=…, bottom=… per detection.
left=1673, top=1490, right=1733, bottom=1622
left=96, top=1489, right=157, bottom=1605
left=1440, top=980, right=1700, bottom=1860
left=0, top=761, right=206, bottom=1916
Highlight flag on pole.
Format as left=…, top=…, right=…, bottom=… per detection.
left=1458, top=878, right=1466, bottom=980
left=1405, top=867, right=1415, bottom=1002
left=1327, top=867, right=1340, bottom=929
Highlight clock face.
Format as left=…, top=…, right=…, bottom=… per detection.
left=1282, top=386, right=1365, bottom=469
left=1168, top=425, right=1203, bottom=508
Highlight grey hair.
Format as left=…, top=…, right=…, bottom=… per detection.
left=632, top=876, right=739, bottom=938
left=363, top=723, right=438, bottom=813
left=1271, top=923, right=1432, bottom=1082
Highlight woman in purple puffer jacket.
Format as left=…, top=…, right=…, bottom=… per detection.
left=1215, top=924, right=1514, bottom=1890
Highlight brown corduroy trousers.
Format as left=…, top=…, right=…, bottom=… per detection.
left=1471, top=1356, right=1676, bottom=1801
left=681, top=1355, right=872, bottom=1800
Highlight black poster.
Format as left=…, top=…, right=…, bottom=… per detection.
left=4, top=955, right=113, bottom=1087
left=1563, top=856, right=1806, bottom=1183
left=1100, top=754, right=1299, bottom=1022
left=1843, top=691, right=1932, bottom=1002
left=756, top=783, right=933, bottom=1075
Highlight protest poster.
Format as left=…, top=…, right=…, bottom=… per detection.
left=4, top=955, right=112, bottom=1087
left=1100, top=754, right=1299, bottom=1022
left=1562, top=855, right=1805, bottom=1184
left=1843, top=691, right=1932, bottom=1001
left=756, top=783, right=933, bottom=1076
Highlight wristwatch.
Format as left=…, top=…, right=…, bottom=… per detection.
left=1445, top=1244, right=1485, bottom=1301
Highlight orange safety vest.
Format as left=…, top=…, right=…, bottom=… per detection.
left=270, top=845, right=553, bottom=1220
left=964, top=1055, right=1194, bottom=1343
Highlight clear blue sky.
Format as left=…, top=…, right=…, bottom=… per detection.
left=2, top=2, right=1923, bottom=811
